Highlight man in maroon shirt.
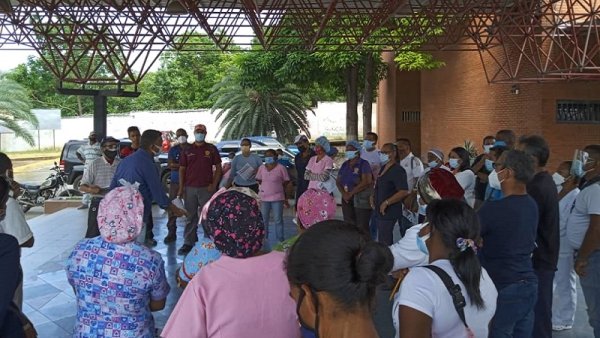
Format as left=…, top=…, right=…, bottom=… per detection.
left=177, top=124, right=222, bottom=255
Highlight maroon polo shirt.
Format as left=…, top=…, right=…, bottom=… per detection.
left=180, top=142, right=221, bottom=187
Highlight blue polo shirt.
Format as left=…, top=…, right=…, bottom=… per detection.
left=110, top=149, right=170, bottom=220
left=168, top=145, right=182, bottom=184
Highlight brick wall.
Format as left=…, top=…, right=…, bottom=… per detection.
left=408, top=50, right=600, bottom=169
left=395, top=71, right=422, bottom=156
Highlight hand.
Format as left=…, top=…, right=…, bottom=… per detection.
left=379, top=200, right=389, bottom=215
left=575, top=258, right=588, bottom=277
left=369, top=195, right=375, bottom=209
left=168, top=204, right=187, bottom=217
left=23, top=323, right=37, bottom=338
left=90, top=185, right=101, bottom=194
left=283, top=200, right=290, bottom=208
left=10, top=180, right=21, bottom=198
left=207, top=183, right=216, bottom=193
left=342, top=191, right=352, bottom=202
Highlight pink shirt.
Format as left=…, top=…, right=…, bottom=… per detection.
left=306, top=155, right=334, bottom=190
left=161, top=251, right=299, bottom=338
left=256, top=164, right=290, bottom=202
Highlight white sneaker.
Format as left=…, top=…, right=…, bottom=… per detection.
left=552, top=325, right=573, bottom=331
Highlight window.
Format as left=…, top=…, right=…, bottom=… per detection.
left=556, top=100, right=600, bottom=124
left=401, top=111, right=421, bottom=123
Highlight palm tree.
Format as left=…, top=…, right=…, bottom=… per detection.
left=210, top=78, right=312, bottom=142
left=0, top=79, right=38, bottom=146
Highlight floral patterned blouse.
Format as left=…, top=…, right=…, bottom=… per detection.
left=66, top=237, right=170, bottom=338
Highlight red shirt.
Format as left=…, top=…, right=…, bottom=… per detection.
left=120, top=145, right=138, bottom=158
left=180, top=142, right=221, bottom=187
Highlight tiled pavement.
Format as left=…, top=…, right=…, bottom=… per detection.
left=20, top=206, right=594, bottom=337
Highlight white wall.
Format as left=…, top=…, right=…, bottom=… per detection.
left=0, top=102, right=378, bottom=152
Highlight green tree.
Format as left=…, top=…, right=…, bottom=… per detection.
left=210, top=78, right=313, bottom=142
left=0, top=79, right=39, bottom=145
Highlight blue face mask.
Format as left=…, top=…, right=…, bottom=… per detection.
left=264, top=156, right=275, bottom=165
left=379, top=153, right=390, bottom=165
left=571, top=159, right=585, bottom=177
left=363, top=140, right=374, bottom=149
left=194, top=133, right=206, bottom=142
left=428, top=161, right=438, bottom=169
left=417, top=232, right=430, bottom=255
left=485, top=159, right=494, bottom=172
left=345, top=150, right=357, bottom=160
left=300, top=326, right=317, bottom=338
left=448, top=158, right=460, bottom=169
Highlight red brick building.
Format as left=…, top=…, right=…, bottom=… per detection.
left=376, top=50, right=600, bottom=169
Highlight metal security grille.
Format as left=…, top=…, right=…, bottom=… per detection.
left=556, top=101, right=600, bottom=124
left=401, top=111, right=421, bottom=123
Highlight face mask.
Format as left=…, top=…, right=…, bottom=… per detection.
left=379, top=153, right=390, bottom=165
left=488, top=169, right=503, bottom=190
left=151, top=145, right=161, bottom=156
left=448, top=158, right=460, bottom=169
left=298, top=145, right=307, bottom=152
left=264, top=156, right=275, bottom=165
left=417, top=232, right=430, bottom=255
left=485, top=159, right=495, bottom=172
left=552, top=172, right=565, bottom=187
left=177, top=136, right=187, bottom=144
left=363, top=140, right=374, bottom=150
left=483, top=145, right=493, bottom=154
left=103, top=148, right=118, bottom=159
left=194, top=133, right=206, bottom=142
left=345, top=150, right=357, bottom=160
left=418, top=203, right=427, bottom=215
left=428, top=161, right=438, bottom=169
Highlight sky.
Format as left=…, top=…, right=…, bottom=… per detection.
left=0, top=49, right=37, bottom=71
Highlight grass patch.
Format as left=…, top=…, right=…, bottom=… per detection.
left=6, top=148, right=61, bottom=159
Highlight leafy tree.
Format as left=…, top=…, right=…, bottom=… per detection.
left=0, top=79, right=39, bottom=145
left=210, top=77, right=313, bottom=142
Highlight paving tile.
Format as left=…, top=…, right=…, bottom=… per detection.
left=33, top=321, right=70, bottom=338
left=23, top=310, right=52, bottom=326
left=54, top=315, right=77, bottom=332
left=38, top=295, right=77, bottom=321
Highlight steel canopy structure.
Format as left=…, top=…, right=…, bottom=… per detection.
left=0, top=0, right=599, bottom=87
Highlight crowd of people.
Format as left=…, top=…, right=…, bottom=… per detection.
left=0, top=124, right=598, bottom=338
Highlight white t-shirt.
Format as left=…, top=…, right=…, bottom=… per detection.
left=558, top=188, right=579, bottom=255
left=360, top=148, right=381, bottom=177
left=389, top=222, right=429, bottom=271
left=455, top=170, right=476, bottom=208
left=567, top=182, right=600, bottom=250
left=400, top=153, right=425, bottom=191
left=0, top=197, right=33, bottom=245
left=393, top=259, right=498, bottom=338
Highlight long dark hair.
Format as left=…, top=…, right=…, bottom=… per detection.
left=426, top=199, right=485, bottom=309
left=450, top=147, right=471, bottom=172
left=286, top=220, right=393, bottom=310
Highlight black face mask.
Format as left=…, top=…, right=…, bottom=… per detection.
left=104, top=149, right=118, bottom=159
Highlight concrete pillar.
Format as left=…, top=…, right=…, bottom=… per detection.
left=376, top=49, right=397, bottom=145
left=93, top=94, right=108, bottom=139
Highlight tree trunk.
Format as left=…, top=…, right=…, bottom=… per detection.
left=362, top=53, right=375, bottom=137
left=346, top=65, right=359, bottom=141
left=77, top=96, right=83, bottom=116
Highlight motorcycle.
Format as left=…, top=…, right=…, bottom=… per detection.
left=17, top=162, right=82, bottom=213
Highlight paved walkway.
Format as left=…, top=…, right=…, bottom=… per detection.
left=20, top=206, right=594, bottom=337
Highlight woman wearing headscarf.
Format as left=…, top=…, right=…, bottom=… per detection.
left=162, top=189, right=299, bottom=338
left=66, top=182, right=170, bottom=338
left=286, top=220, right=393, bottom=338
left=273, top=188, right=337, bottom=252
left=305, top=136, right=335, bottom=193
left=337, top=140, right=373, bottom=233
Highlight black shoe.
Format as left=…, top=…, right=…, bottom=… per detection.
left=163, top=234, right=176, bottom=244
left=177, top=244, right=193, bottom=256
left=145, top=238, right=158, bottom=247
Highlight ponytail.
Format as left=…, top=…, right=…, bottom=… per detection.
left=427, top=199, right=485, bottom=309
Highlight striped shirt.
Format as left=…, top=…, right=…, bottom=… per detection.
left=77, top=143, right=102, bottom=168
left=80, top=156, right=120, bottom=193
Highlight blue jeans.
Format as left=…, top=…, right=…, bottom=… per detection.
left=369, top=212, right=378, bottom=240
left=490, top=279, right=538, bottom=338
left=261, top=201, right=284, bottom=241
left=581, top=250, right=600, bottom=338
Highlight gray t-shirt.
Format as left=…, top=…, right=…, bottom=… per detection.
left=230, top=153, right=263, bottom=186
left=567, top=182, right=600, bottom=249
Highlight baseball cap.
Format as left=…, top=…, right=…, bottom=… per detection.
left=294, top=135, right=308, bottom=144
left=101, top=136, right=119, bottom=147
left=194, top=124, right=207, bottom=133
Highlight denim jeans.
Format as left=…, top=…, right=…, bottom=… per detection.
left=580, top=250, right=600, bottom=338
left=533, top=269, right=555, bottom=338
left=490, top=279, right=538, bottom=338
left=261, top=201, right=284, bottom=241
left=369, top=212, right=378, bottom=240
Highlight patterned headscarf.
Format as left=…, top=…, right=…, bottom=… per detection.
left=97, top=180, right=144, bottom=244
left=297, top=188, right=336, bottom=229
left=205, top=190, right=264, bottom=258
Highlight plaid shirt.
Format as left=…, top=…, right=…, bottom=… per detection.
left=80, top=156, right=120, bottom=192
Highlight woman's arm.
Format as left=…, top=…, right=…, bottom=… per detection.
left=399, top=305, right=432, bottom=338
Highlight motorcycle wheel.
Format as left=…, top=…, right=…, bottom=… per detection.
left=57, top=189, right=83, bottom=197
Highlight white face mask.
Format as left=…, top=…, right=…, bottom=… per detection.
left=483, top=145, right=493, bottom=154
left=177, top=135, right=187, bottom=144
left=552, top=172, right=566, bottom=193
left=488, top=169, right=503, bottom=190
